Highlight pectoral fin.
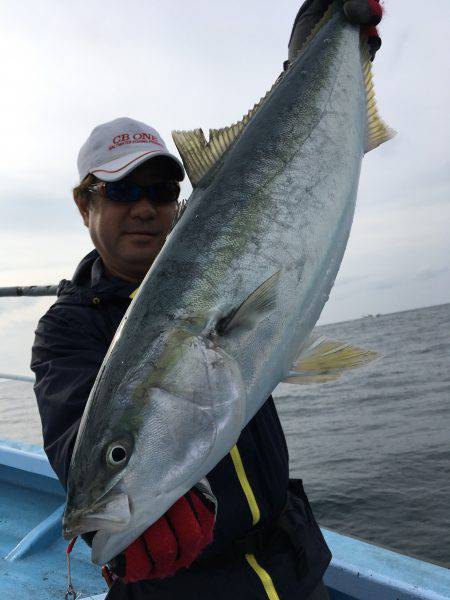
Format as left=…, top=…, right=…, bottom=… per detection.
left=217, top=271, right=280, bottom=335
left=282, top=334, right=379, bottom=384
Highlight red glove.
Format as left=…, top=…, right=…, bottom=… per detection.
left=343, top=0, right=383, bottom=60
left=112, top=488, right=215, bottom=583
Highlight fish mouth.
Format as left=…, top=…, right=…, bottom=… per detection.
left=91, top=521, right=146, bottom=565
left=63, top=490, right=131, bottom=540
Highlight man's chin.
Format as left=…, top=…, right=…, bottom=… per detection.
left=117, top=246, right=161, bottom=281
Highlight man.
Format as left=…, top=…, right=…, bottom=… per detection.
left=32, top=2, right=383, bottom=598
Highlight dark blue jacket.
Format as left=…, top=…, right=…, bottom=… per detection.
left=31, top=250, right=331, bottom=599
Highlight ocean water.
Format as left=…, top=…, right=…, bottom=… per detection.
left=0, top=303, right=449, bottom=567
left=275, top=302, right=450, bottom=567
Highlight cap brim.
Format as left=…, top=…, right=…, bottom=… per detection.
left=90, top=149, right=185, bottom=182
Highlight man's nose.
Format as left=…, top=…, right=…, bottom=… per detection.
left=129, top=195, right=158, bottom=218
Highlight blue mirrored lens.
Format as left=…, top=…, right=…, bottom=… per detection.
left=104, top=182, right=141, bottom=203
left=103, top=182, right=179, bottom=203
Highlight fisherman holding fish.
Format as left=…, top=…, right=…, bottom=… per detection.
left=32, top=1, right=386, bottom=598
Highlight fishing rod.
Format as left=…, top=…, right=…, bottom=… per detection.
left=0, top=285, right=58, bottom=297
left=0, top=373, right=34, bottom=382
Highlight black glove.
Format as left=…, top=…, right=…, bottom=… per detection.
left=288, top=0, right=383, bottom=65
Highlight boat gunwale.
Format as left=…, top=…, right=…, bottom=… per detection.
left=0, top=441, right=448, bottom=599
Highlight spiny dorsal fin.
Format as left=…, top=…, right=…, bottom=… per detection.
left=362, top=43, right=396, bottom=152
left=173, top=6, right=394, bottom=184
left=282, top=335, right=379, bottom=384
left=172, top=5, right=338, bottom=187
left=172, top=86, right=276, bottom=187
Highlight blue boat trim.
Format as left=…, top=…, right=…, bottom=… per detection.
left=0, top=442, right=57, bottom=479
left=0, top=439, right=449, bottom=599
left=0, top=440, right=108, bottom=599
left=5, top=504, right=64, bottom=561
left=323, top=529, right=450, bottom=600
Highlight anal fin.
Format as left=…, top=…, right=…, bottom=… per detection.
left=362, top=43, right=396, bottom=152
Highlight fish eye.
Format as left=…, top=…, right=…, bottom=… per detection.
left=106, top=443, right=128, bottom=468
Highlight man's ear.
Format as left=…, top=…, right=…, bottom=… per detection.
left=74, top=195, right=91, bottom=228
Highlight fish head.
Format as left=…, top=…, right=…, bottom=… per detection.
left=63, top=325, right=245, bottom=563
left=62, top=426, right=134, bottom=540
left=120, top=325, right=246, bottom=498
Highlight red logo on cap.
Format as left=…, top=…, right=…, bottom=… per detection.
left=109, top=132, right=163, bottom=151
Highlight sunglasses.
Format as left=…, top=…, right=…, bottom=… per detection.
left=87, top=181, right=180, bottom=204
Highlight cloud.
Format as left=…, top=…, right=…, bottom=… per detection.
left=0, top=230, right=92, bottom=287
left=411, top=266, right=450, bottom=283
left=334, top=274, right=369, bottom=288
left=0, top=192, right=81, bottom=233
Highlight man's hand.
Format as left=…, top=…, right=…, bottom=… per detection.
left=111, top=488, right=215, bottom=583
left=288, top=0, right=384, bottom=65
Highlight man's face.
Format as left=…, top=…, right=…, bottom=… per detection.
left=76, top=161, right=179, bottom=283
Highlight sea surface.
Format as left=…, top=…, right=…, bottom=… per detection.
left=0, top=303, right=449, bottom=567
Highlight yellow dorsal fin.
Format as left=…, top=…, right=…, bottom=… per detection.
left=172, top=5, right=337, bottom=187
left=172, top=87, right=275, bottom=186
left=282, top=335, right=379, bottom=384
left=173, top=8, right=395, bottom=184
left=362, top=43, right=396, bottom=152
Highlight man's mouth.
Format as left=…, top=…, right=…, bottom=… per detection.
left=125, top=230, right=159, bottom=236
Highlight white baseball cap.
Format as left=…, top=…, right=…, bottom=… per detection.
left=77, top=117, right=185, bottom=183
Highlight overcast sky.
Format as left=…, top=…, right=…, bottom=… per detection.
left=0, top=0, right=449, bottom=374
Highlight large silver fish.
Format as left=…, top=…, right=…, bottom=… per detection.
left=63, top=1, right=393, bottom=565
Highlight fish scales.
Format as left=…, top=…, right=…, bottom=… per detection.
left=63, top=5, right=387, bottom=565
left=120, top=11, right=365, bottom=418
